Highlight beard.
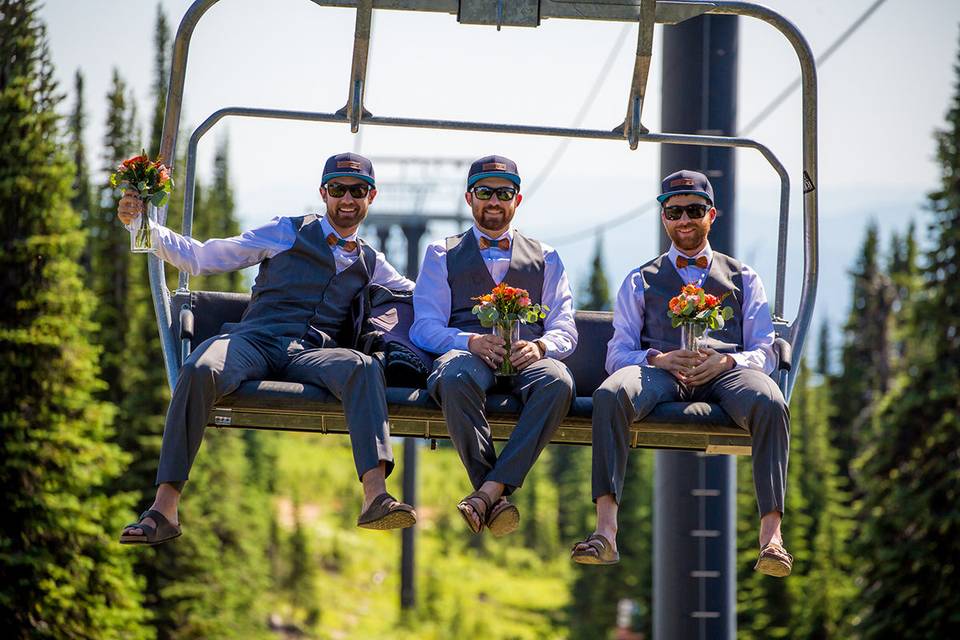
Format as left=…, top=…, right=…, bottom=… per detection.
left=477, top=205, right=511, bottom=233
left=327, top=203, right=367, bottom=228
left=668, top=223, right=708, bottom=252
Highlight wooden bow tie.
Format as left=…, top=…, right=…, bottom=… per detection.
left=676, top=255, right=708, bottom=269
left=479, top=236, right=511, bottom=251
left=327, top=233, right=358, bottom=253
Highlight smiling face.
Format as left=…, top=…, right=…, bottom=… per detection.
left=319, top=176, right=376, bottom=236
left=465, top=177, right=523, bottom=236
left=661, top=193, right=716, bottom=255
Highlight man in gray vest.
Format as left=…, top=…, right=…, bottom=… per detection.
left=118, top=153, right=417, bottom=545
left=411, top=155, right=578, bottom=537
left=571, top=170, right=793, bottom=577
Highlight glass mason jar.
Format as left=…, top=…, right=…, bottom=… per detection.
left=129, top=197, right=157, bottom=254
left=493, top=318, right=521, bottom=376
left=680, top=321, right=709, bottom=352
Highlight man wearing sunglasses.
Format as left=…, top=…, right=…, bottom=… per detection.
left=117, top=152, right=419, bottom=546
left=410, top=155, right=578, bottom=538
left=571, top=170, right=792, bottom=578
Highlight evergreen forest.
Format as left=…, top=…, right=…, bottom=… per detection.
left=1, top=3, right=957, bottom=638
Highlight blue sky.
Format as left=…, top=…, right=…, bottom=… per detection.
left=42, top=0, right=960, bottom=355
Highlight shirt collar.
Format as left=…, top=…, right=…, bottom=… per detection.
left=472, top=225, right=513, bottom=244
left=667, top=241, right=713, bottom=269
left=321, top=215, right=358, bottom=242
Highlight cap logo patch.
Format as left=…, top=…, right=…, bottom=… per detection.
left=482, top=162, right=508, bottom=171
left=337, top=160, right=362, bottom=170
left=670, top=178, right=696, bottom=187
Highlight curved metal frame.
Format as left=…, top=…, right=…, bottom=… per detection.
left=149, top=0, right=817, bottom=402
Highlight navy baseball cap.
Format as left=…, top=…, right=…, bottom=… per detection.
left=657, top=169, right=713, bottom=204
left=322, top=152, right=375, bottom=187
left=467, top=155, right=521, bottom=188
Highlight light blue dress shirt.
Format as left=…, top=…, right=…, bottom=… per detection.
left=605, top=242, right=776, bottom=375
left=410, top=226, right=578, bottom=359
left=150, top=215, right=414, bottom=290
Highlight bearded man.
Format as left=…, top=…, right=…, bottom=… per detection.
left=571, top=170, right=793, bottom=577
left=118, top=153, right=417, bottom=546
left=410, top=155, right=577, bottom=537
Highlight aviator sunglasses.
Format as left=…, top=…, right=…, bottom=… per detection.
left=662, top=203, right=710, bottom=221
left=469, top=185, right=518, bottom=201
left=325, top=182, right=372, bottom=198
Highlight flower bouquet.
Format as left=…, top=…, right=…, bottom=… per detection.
left=667, top=283, right=734, bottom=351
left=109, top=151, right=174, bottom=253
left=472, top=282, right=548, bottom=376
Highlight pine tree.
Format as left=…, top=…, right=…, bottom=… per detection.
left=149, top=3, right=170, bottom=159
left=0, top=2, right=149, bottom=636
left=850, top=30, right=960, bottom=638
left=568, top=450, right=653, bottom=639
left=68, top=69, right=94, bottom=277
left=90, top=69, right=137, bottom=404
left=582, top=234, right=612, bottom=311
left=829, top=222, right=896, bottom=478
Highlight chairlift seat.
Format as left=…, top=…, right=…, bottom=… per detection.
left=174, top=290, right=760, bottom=455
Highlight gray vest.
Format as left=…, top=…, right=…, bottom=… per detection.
left=638, top=251, right=745, bottom=353
left=445, top=229, right=545, bottom=341
left=226, top=214, right=374, bottom=346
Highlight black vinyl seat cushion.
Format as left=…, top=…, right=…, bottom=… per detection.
left=177, top=291, right=740, bottom=431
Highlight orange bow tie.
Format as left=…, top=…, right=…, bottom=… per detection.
left=676, top=255, right=708, bottom=269
left=479, top=235, right=511, bottom=251
left=327, top=233, right=358, bottom=253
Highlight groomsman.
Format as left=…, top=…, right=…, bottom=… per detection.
left=118, top=153, right=417, bottom=546
left=411, top=155, right=578, bottom=537
left=572, top=170, right=793, bottom=577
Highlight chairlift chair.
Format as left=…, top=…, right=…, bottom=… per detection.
left=147, top=0, right=818, bottom=456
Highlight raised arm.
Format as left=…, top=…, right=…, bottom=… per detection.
left=116, top=191, right=294, bottom=275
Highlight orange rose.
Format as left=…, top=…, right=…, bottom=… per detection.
left=704, top=294, right=719, bottom=307
left=681, top=283, right=701, bottom=297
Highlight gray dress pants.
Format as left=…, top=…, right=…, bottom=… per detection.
left=156, top=331, right=393, bottom=490
left=428, top=350, right=575, bottom=495
left=592, top=365, right=789, bottom=516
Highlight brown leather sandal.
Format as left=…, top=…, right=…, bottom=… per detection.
left=486, top=497, right=520, bottom=537
left=571, top=533, right=620, bottom=565
left=754, top=541, right=793, bottom=577
left=457, top=491, right=492, bottom=534
left=357, top=493, right=417, bottom=530
left=119, top=509, right=181, bottom=546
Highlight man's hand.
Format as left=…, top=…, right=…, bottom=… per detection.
left=468, top=334, right=507, bottom=369
left=684, top=347, right=735, bottom=387
left=509, top=339, right=544, bottom=371
left=117, top=189, right=144, bottom=225
left=648, top=349, right=704, bottom=383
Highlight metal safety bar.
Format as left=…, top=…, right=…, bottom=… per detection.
left=151, top=0, right=817, bottom=402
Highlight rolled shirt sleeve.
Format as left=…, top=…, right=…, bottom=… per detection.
left=605, top=269, right=656, bottom=374
left=537, top=242, right=577, bottom=359
left=151, top=216, right=296, bottom=276
left=729, top=263, right=776, bottom=375
left=410, top=242, right=476, bottom=354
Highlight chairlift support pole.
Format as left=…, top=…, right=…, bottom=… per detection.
left=656, top=14, right=738, bottom=639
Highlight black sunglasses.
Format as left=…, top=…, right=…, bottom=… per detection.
left=325, top=182, right=371, bottom=198
left=662, top=203, right=710, bottom=221
left=469, top=185, right=518, bottom=201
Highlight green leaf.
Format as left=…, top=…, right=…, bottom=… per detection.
left=722, top=306, right=734, bottom=321
left=671, top=316, right=683, bottom=329
left=151, top=191, right=168, bottom=207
